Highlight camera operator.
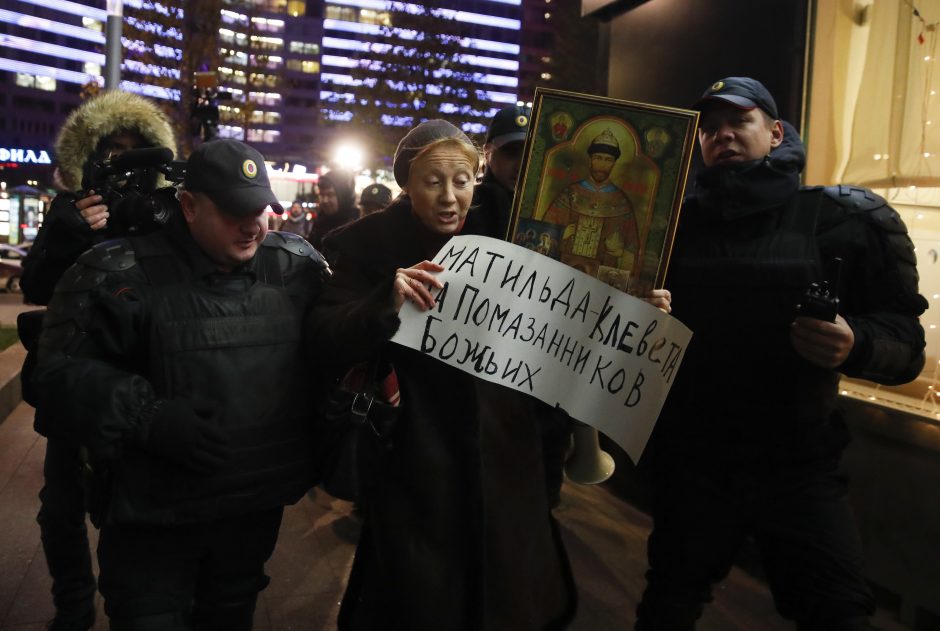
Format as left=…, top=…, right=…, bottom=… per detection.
left=19, top=90, right=177, bottom=631
left=34, top=139, right=330, bottom=629
left=23, top=90, right=178, bottom=306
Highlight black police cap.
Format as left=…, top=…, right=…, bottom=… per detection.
left=485, top=105, right=531, bottom=148
left=693, top=77, right=779, bottom=120
left=184, top=139, right=283, bottom=216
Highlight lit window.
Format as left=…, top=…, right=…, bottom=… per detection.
left=35, top=76, right=56, bottom=91
left=82, top=17, right=103, bottom=32
left=15, top=73, right=33, bottom=88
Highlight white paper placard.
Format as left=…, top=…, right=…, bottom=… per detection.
left=391, top=235, right=692, bottom=463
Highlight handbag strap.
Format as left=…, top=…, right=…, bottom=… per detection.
left=348, top=351, right=385, bottom=422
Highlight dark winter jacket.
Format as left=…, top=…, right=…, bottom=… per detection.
left=468, top=169, right=515, bottom=240
left=34, top=220, right=329, bottom=525
left=22, top=90, right=177, bottom=306
left=308, top=197, right=577, bottom=631
left=308, top=170, right=360, bottom=250
left=649, top=121, right=927, bottom=470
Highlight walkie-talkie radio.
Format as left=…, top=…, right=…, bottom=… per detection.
left=798, top=257, right=842, bottom=322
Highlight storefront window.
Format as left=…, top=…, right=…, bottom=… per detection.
left=809, top=0, right=940, bottom=420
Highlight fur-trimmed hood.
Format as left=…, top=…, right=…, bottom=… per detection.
left=55, top=90, right=177, bottom=191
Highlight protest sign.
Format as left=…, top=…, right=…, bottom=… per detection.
left=391, top=234, right=692, bottom=463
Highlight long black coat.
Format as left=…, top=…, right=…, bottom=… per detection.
left=308, top=198, right=577, bottom=631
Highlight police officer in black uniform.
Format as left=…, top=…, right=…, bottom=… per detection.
left=35, top=139, right=329, bottom=631
left=635, top=77, right=928, bottom=631
left=470, top=104, right=530, bottom=239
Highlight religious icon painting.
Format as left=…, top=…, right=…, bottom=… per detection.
left=507, top=87, right=699, bottom=296
left=512, top=217, right=564, bottom=261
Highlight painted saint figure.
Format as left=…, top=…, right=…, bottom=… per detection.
left=543, top=128, right=640, bottom=274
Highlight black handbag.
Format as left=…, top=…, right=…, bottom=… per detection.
left=318, top=356, right=400, bottom=502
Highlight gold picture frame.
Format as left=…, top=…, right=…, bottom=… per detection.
left=507, top=87, right=698, bottom=295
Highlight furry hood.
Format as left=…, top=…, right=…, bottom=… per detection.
left=55, top=90, right=177, bottom=191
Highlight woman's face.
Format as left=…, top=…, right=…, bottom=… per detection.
left=405, top=144, right=475, bottom=235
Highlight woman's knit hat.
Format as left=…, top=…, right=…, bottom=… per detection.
left=392, top=119, right=474, bottom=187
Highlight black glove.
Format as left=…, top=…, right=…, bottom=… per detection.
left=137, top=398, right=231, bottom=475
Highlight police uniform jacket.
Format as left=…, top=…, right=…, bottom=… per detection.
left=34, top=218, right=329, bottom=525
left=468, top=168, right=514, bottom=240
left=308, top=196, right=576, bottom=631
left=650, top=122, right=927, bottom=471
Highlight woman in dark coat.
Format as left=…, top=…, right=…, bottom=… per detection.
left=308, top=120, right=577, bottom=631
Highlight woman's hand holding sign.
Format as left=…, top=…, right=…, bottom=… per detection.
left=642, top=288, right=672, bottom=314
left=394, top=261, right=445, bottom=312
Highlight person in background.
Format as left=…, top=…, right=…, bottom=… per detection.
left=308, top=119, right=578, bottom=631
left=470, top=104, right=574, bottom=509
left=20, top=89, right=177, bottom=631
left=358, top=183, right=392, bottom=216
left=469, top=104, right=530, bottom=239
left=308, top=169, right=359, bottom=249
left=636, top=77, right=927, bottom=631
left=35, top=139, right=330, bottom=630
left=280, top=200, right=313, bottom=238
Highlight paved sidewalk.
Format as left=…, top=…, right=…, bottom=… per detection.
left=0, top=398, right=915, bottom=630
left=0, top=316, right=911, bottom=631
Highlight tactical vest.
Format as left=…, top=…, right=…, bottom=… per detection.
left=106, top=231, right=320, bottom=525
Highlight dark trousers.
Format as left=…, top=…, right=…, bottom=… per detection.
left=636, top=463, right=875, bottom=631
left=537, top=403, right=572, bottom=506
left=97, top=507, right=283, bottom=631
left=37, top=438, right=97, bottom=620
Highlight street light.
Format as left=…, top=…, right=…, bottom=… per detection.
left=334, top=143, right=364, bottom=172
left=105, top=0, right=123, bottom=89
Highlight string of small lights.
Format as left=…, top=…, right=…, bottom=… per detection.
left=903, top=0, right=940, bottom=44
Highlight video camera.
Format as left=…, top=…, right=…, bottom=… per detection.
left=81, top=146, right=187, bottom=236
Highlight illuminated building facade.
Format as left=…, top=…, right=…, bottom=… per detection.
left=0, top=0, right=546, bottom=187
left=318, top=0, right=523, bottom=139
left=211, top=0, right=322, bottom=169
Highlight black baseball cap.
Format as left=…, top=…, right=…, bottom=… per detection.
left=693, top=77, right=779, bottom=120
left=184, top=139, right=284, bottom=217
left=485, top=105, right=531, bottom=148
left=360, top=183, right=392, bottom=208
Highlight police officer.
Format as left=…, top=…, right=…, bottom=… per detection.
left=636, top=77, right=927, bottom=630
left=358, top=183, right=392, bottom=216
left=470, top=104, right=530, bottom=239
left=35, top=139, right=329, bottom=630
left=21, top=89, right=177, bottom=631
left=469, top=105, right=573, bottom=507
